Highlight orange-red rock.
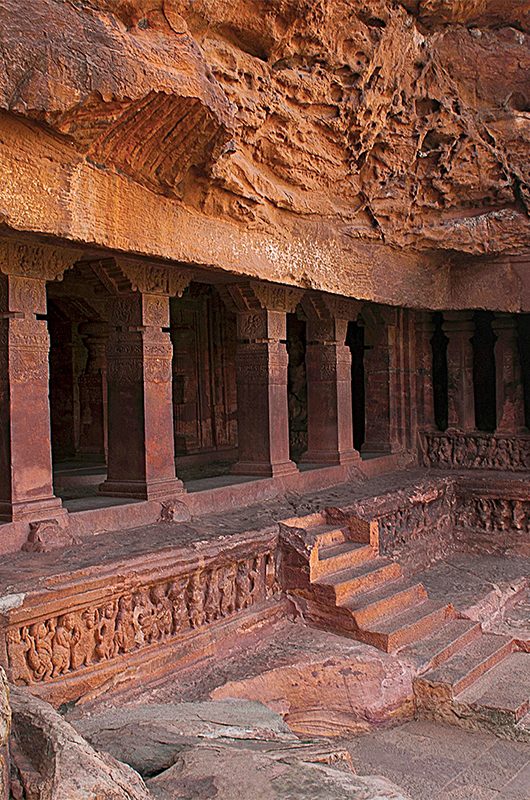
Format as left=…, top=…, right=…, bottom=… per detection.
left=0, top=1, right=529, bottom=309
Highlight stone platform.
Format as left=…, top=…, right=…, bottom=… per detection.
left=0, top=466, right=528, bottom=736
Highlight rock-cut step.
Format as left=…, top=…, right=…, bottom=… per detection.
left=416, top=633, right=514, bottom=697
left=314, top=558, right=401, bottom=604
left=363, top=599, right=454, bottom=652
left=342, top=580, right=427, bottom=627
left=402, top=618, right=482, bottom=673
left=314, top=541, right=375, bottom=579
left=456, top=651, right=530, bottom=725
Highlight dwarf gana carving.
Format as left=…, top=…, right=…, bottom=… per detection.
left=376, top=485, right=455, bottom=558
left=457, top=497, right=530, bottom=534
left=5, top=551, right=279, bottom=685
left=422, top=433, right=530, bottom=471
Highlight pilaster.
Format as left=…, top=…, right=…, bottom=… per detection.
left=492, top=313, right=527, bottom=434
left=443, top=311, right=476, bottom=433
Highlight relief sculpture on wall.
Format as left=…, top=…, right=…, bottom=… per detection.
left=422, top=433, right=530, bottom=471
left=5, top=550, right=280, bottom=686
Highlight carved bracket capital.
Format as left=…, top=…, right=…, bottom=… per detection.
left=221, top=281, right=303, bottom=314
left=118, top=260, right=192, bottom=297
left=0, top=240, right=80, bottom=282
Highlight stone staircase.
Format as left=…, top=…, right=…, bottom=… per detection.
left=412, top=628, right=530, bottom=742
left=280, top=512, right=455, bottom=653
left=280, top=511, right=530, bottom=742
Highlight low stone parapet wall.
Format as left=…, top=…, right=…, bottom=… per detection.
left=334, top=477, right=457, bottom=572
left=454, top=477, right=530, bottom=555
left=421, top=432, right=530, bottom=471
left=0, top=526, right=282, bottom=705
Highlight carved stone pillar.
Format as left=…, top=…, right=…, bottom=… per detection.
left=416, top=311, right=436, bottom=431
left=223, top=282, right=301, bottom=477
left=492, top=313, right=527, bottom=433
left=77, top=322, right=108, bottom=460
left=0, top=241, right=77, bottom=522
left=362, top=310, right=400, bottom=455
left=170, top=290, right=214, bottom=456
left=302, top=294, right=359, bottom=465
left=443, top=311, right=475, bottom=432
left=98, top=260, right=190, bottom=500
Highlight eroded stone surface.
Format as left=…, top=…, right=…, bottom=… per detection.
left=72, top=698, right=296, bottom=776
left=199, top=623, right=414, bottom=736
left=9, top=687, right=151, bottom=800
left=0, top=2, right=529, bottom=308
left=147, top=741, right=412, bottom=800
left=0, top=670, right=10, bottom=800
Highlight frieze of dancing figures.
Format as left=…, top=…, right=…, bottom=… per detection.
left=5, top=550, right=280, bottom=685
left=422, top=432, right=530, bottom=471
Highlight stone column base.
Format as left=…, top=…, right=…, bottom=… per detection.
left=0, top=496, right=66, bottom=524
left=99, top=477, right=185, bottom=501
left=300, top=449, right=360, bottom=466
left=231, top=460, right=298, bottom=478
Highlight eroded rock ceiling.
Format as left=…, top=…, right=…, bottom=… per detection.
left=0, top=0, right=529, bottom=257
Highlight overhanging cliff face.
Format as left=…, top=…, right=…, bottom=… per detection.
left=0, top=0, right=528, bottom=308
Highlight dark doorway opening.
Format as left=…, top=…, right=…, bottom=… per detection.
left=431, top=312, right=448, bottom=431
left=472, top=311, right=496, bottom=432
left=286, top=313, right=307, bottom=463
left=346, top=320, right=365, bottom=451
left=517, top=314, right=530, bottom=429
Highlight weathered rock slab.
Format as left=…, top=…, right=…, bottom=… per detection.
left=209, top=626, right=415, bottom=737
left=146, top=741, right=412, bottom=800
left=73, top=698, right=296, bottom=776
left=9, top=687, right=150, bottom=800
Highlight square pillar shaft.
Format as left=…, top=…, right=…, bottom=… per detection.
left=493, top=314, right=527, bottom=433
left=444, top=311, right=475, bottom=432
left=233, top=309, right=297, bottom=477
left=0, top=274, right=64, bottom=521
left=416, top=311, right=436, bottom=430
left=100, top=293, right=183, bottom=499
left=77, top=322, right=108, bottom=459
left=362, top=323, right=400, bottom=456
left=303, top=318, right=357, bottom=465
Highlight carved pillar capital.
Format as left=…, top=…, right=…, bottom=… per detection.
left=115, top=259, right=193, bottom=298
left=302, top=292, right=361, bottom=344
left=221, top=281, right=303, bottom=315
left=0, top=240, right=80, bottom=283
